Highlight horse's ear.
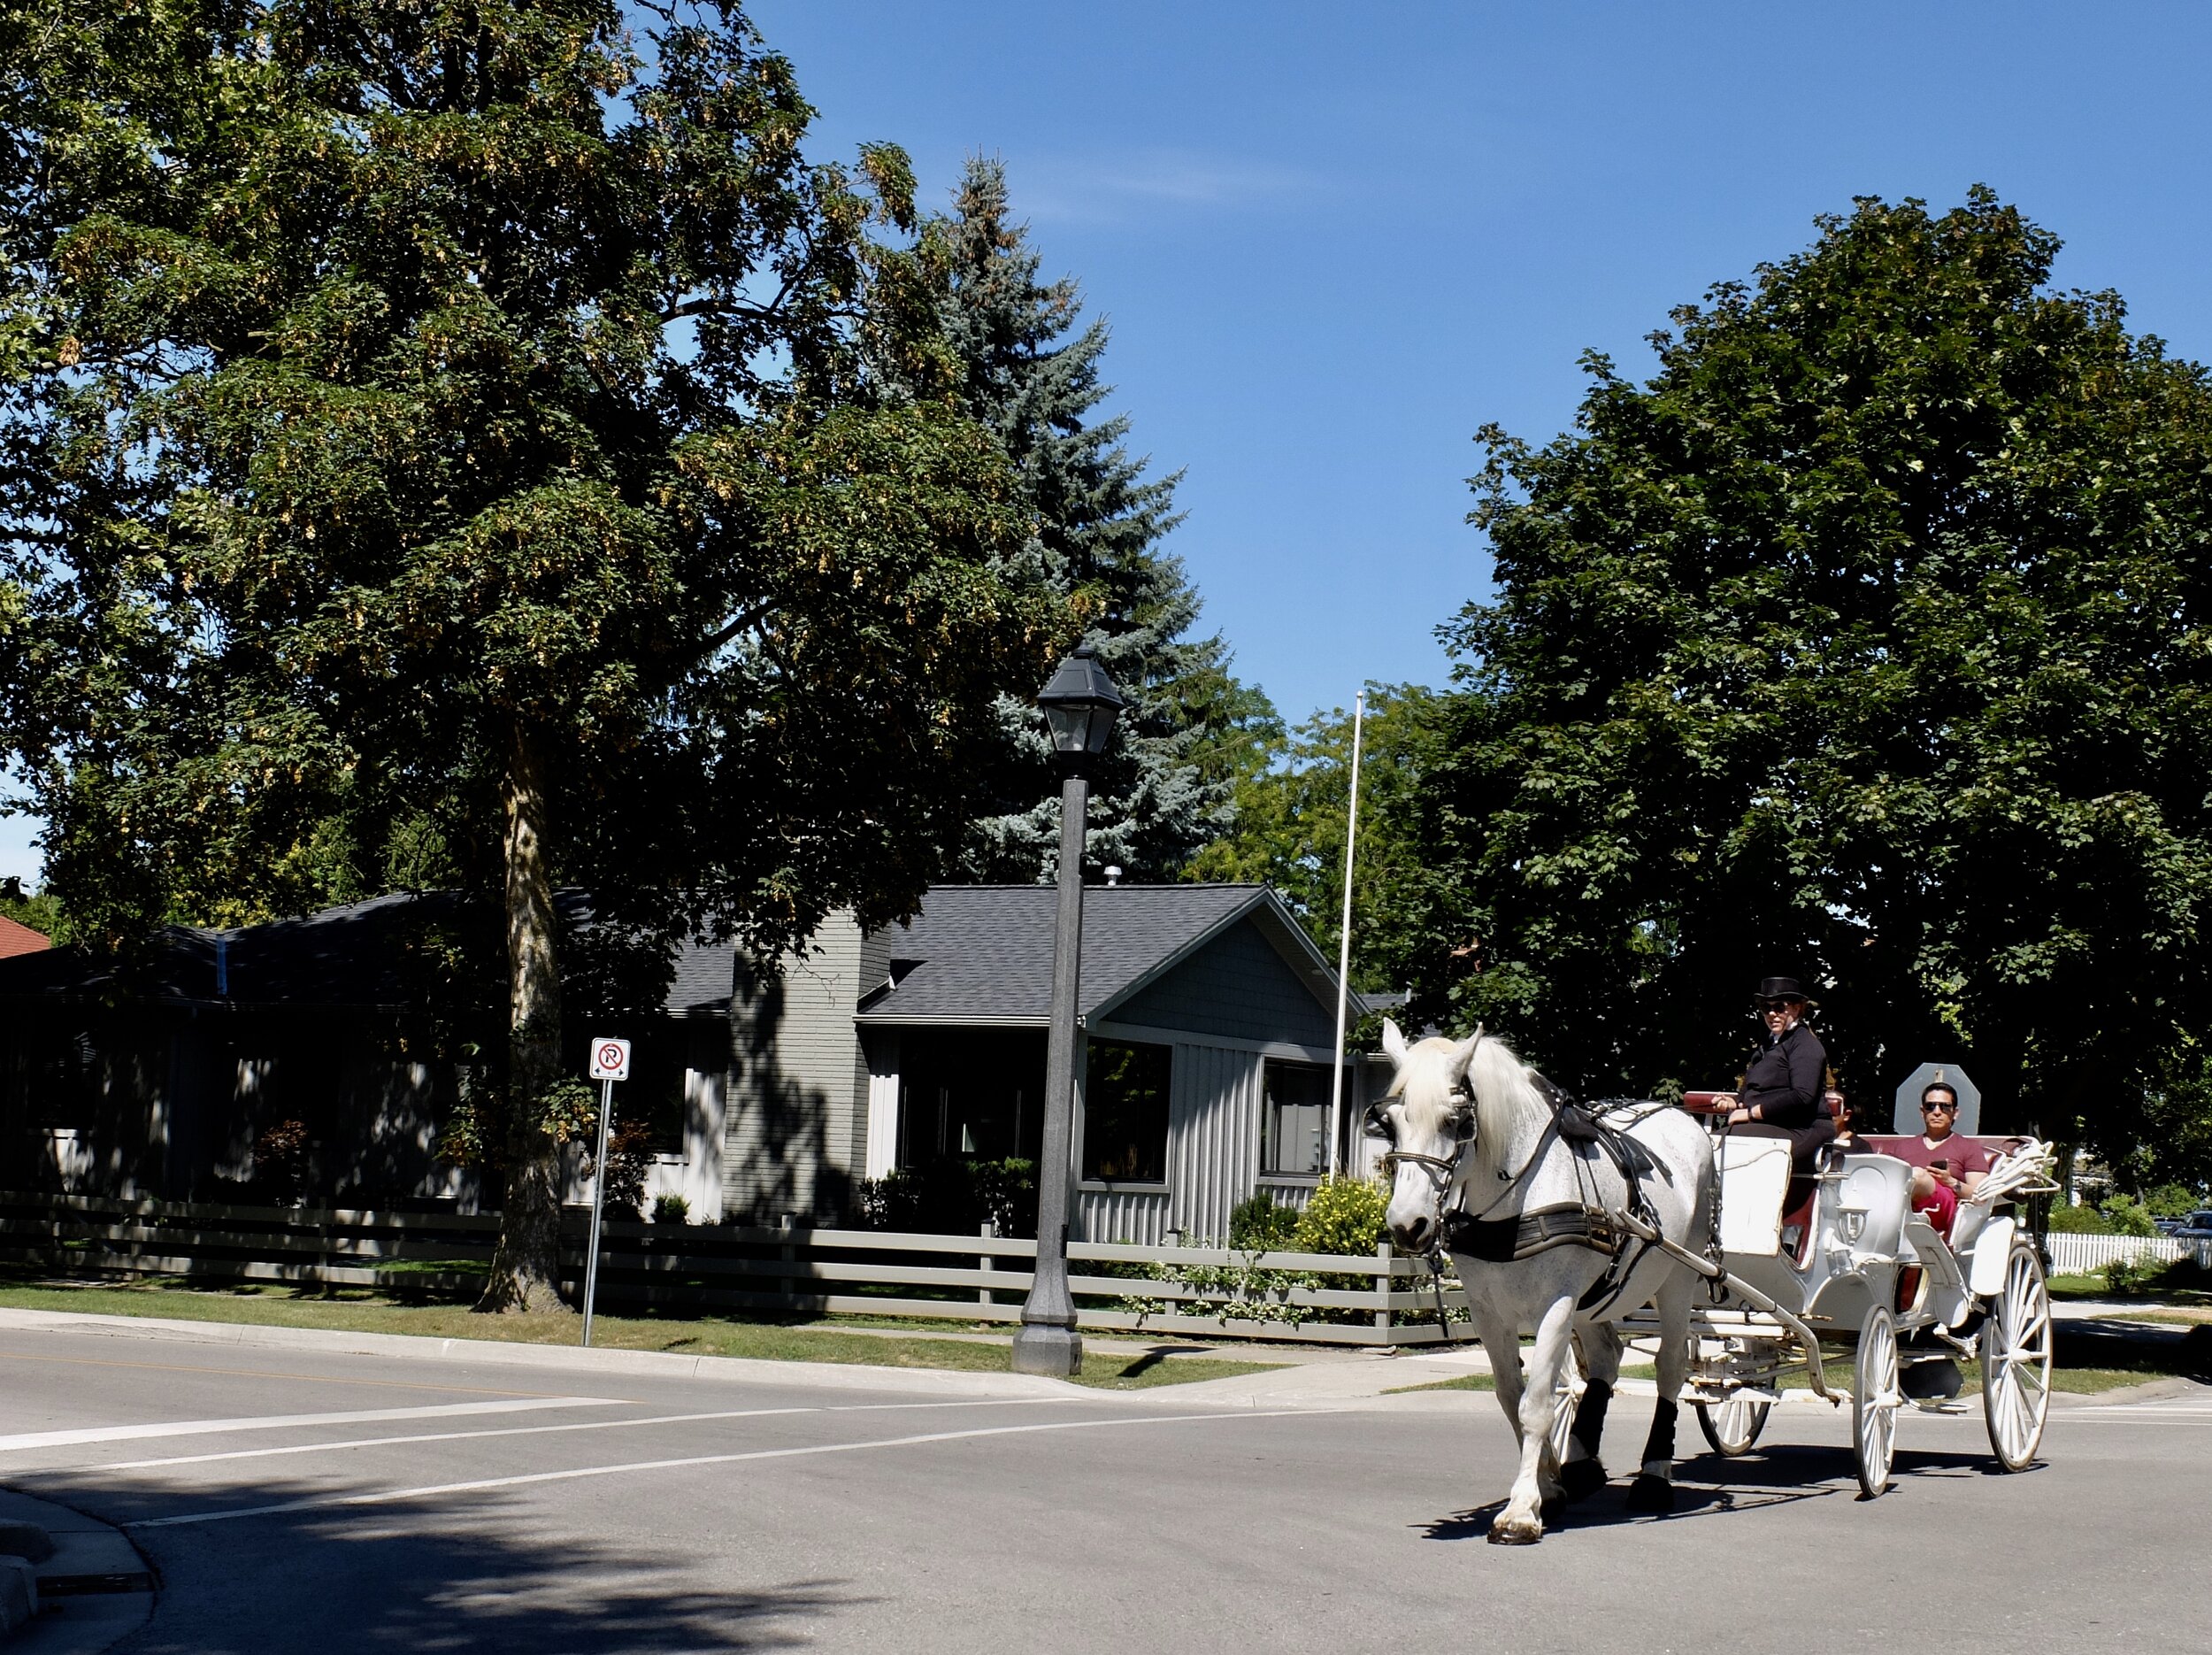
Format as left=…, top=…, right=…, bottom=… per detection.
left=1380, top=1018, right=1409, bottom=1068
left=1446, top=1025, right=1485, bottom=1087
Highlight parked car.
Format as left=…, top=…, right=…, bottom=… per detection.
left=2173, top=1210, right=2212, bottom=1242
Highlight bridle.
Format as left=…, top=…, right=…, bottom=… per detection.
left=1368, top=1026, right=1565, bottom=1246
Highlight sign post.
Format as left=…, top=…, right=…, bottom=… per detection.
left=581, top=1036, right=631, bottom=1348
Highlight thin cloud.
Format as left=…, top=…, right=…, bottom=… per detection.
left=1010, top=150, right=1329, bottom=223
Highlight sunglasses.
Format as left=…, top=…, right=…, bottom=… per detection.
left=1755, top=997, right=1802, bottom=1012
left=1921, top=1100, right=1957, bottom=1113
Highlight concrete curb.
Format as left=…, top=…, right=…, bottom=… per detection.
left=0, top=1307, right=1087, bottom=1402
left=0, top=1490, right=153, bottom=1654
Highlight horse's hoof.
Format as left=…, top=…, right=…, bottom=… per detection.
left=1560, top=1457, right=1609, bottom=1503
left=1624, top=1474, right=1677, bottom=1513
left=1487, top=1514, right=1543, bottom=1545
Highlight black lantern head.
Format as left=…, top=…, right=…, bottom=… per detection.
left=1036, top=643, right=1125, bottom=761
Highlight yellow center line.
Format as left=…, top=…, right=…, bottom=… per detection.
left=0, top=1349, right=637, bottom=1402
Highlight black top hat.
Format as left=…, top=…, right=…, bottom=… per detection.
left=1753, top=975, right=1812, bottom=1004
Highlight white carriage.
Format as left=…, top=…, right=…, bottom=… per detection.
left=1605, top=1116, right=2062, bottom=1496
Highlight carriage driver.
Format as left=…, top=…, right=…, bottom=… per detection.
left=1712, top=976, right=1835, bottom=1166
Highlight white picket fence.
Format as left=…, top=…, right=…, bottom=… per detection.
left=2046, top=1231, right=2212, bottom=1277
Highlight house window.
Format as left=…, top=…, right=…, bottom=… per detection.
left=1261, top=1059, right=1332, bottom=1176
left=1083, top=1039, right=1171, bottom=1182
left=566, top=1020, right=687, bottom=1154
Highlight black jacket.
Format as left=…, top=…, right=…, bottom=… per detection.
left=1740, top=1020, right=1825, bottom=1131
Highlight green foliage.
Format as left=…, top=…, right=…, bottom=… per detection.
left=1189, top=683, right=1446, bottom=998
left=2047, top=1203, right=2113, bottom=1235
left=2101, top=1252, right=2163, bottom=1296
left=1412, top=190, right=2212, bottom=1157
left=1, top=4, right=1069, bottom=1295
left=2145, top=1183, right=2200, bottom=1219
left=1291, top=1175, right=1390, bottom=1258
left=1228, top=1192, right=1300, bottom=1250
left=651, top=1193, right=691, bottom=1227
left=0, top=880, right=68, bottom=945
left=2099, top=1192, right=2158, bottom=1238
left=876, top=157, right=1269, bottom=881
left=599, top=1119, right=657, bottom=1223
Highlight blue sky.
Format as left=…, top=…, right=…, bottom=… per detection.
left=7, top=2, right=2212, bottom=886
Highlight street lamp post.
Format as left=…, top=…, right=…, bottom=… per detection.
left=1011, top=642, right=1124, bottom=1378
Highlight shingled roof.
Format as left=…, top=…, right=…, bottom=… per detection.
left=853, top=883, right=1345, bottom=1026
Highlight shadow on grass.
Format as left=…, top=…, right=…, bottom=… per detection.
left=26, top=1470, right=862, bottom=1653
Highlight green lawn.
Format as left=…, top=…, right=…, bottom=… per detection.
left=0, top=1278, right=1280, bottom=1391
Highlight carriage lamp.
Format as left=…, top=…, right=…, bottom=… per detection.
left=1012, top=643, right=1126, bottom=1379
left=1035, top=643, right=1125, bottom=764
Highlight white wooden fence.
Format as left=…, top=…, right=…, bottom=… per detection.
left=0, top=1190, right=1471, bottom=1347
left=2046, top=1230, right=2212, bottom=1277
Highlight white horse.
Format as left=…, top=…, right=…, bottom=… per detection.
left=1375, top=1020, right=1717, bottom=1544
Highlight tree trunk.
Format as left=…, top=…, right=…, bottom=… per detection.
left=475, top=724, right=572, bottom=1313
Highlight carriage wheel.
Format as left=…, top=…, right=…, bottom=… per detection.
left=1980, top=1239, right=2053, bottom=1472
left=1546, top=1337, right=1586, bottom=1474
left=1853, top=1305, right=1901, bottom=1498
left=1695, top=1395, right=1771, bottom=1457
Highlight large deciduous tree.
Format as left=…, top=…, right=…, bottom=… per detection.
left=1417, top=190, right=2212, bottom=1161
left=877, top=157, right=1264, bottom=881
left=0, top=3, right=1061, bottom=1308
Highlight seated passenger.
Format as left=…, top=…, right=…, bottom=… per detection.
left=1713, top=975, right=1835, bottom=1167
left=1885, top=1081, right=1989, bottom=1237
left=1829, top=1088, right=1877, bottom=1154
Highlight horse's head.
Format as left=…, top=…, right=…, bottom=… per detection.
left=1368, top=1018, right=1483, bottom=1254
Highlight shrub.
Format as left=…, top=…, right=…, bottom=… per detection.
left=597, top=1119, right=654, bottom=1220
left=651, top=1193, right=690, bottom=1226
left=252, top=1120, right=311, bottom=1206
left=1293, top=1175, right=1389, bottom=1258
left=2101, top=1252, right=2162, bottom=1296
left=853, top=1157, right=1037, bottom=1237
left=2047, top=1203, right=2113, bottom=1234
left=2100, top=1192, right=2158, bottom=1237
left=1229, top=1193, right=1299, bottom=1251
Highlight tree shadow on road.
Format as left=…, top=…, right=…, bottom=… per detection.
left=18, top=1472, right=867, bottom=1653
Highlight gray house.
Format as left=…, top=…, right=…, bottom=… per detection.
left=0, top=884, right=1370, bottom=1241
left=721, top=883, right=1367, bottom=1243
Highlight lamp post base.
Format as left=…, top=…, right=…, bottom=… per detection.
left=1010, top=1320, right=1083, bottom=1377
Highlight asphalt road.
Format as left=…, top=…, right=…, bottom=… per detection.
left=0, top=1321, right=2205, bottom=1655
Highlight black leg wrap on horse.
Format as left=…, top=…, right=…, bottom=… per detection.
left=1570, top=1377, right=1613, bottom=1458
left=1626, top=1398, right=1679, bottom=1513
left=1560, top=1456, right=1609, bottom=1503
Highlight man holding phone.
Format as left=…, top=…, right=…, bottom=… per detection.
left=1887, top=1080, right=1988, bottom=1235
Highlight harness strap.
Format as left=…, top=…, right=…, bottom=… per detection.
left=1447, top=1201, right=1621, bottom=1265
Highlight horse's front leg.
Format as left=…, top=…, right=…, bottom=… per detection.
left=1626, top=1272, right=1693, bottom=1513
left=1493, top=1297, right=1574, bottom=1545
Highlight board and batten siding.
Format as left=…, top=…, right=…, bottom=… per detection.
left=721, top=912, right=879, bottom=1224
left=1075, top=1037, right=1268, bottom=1245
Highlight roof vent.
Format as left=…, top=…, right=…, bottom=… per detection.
left=1103, top=866, right=1123, bottom=887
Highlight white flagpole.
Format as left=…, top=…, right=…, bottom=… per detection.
left=1327, top=690, right=1366, bottom=1179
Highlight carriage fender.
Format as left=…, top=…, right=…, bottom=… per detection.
left=1968, top=1215, right=2016, bottom=1297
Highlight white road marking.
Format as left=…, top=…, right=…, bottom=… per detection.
left=128, top=1409, right=1312, bottom=1529
left=104, top=1397, right=1069, bottom=1470
left=0, top=1397, right=619, bottom=1453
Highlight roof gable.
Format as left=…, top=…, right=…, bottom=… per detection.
left=852, top=884, right=1348, bottom=1034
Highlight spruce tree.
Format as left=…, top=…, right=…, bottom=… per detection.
left=886, top=158, right=1267, bottom=882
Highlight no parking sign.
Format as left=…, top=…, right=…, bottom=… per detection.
left=588, top=1037, right=631, bottom=1082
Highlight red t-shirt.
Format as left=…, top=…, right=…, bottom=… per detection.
left=1886, top=1133, right=1992, bottom=1180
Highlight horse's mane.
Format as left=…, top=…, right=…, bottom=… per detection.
left=1398, top=1028, right=1554, bottom=1181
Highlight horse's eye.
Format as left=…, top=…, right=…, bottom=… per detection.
left=1452, top=1109, right=1476, bottom=1144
